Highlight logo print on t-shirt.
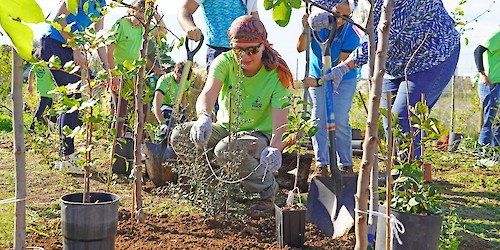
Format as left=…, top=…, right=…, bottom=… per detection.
left=252, top=97, right=262, bottom=110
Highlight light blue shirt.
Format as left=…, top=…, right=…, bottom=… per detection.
left=47, top=0, right=105, bottom=44
left=310, top=22, right=361, bottom=79
left=198, top=0, right=248, bottom=48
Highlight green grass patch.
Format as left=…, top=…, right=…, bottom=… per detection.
left=0, top=160, right=15, bottom=248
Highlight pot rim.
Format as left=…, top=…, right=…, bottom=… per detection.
left=60, top=192, right=120, bottom=205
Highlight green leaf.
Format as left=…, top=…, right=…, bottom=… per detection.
left=66, top=0, right=79, bottom=15
left=289, top=0, right=301, bottom=9
left=272, top=0, right=292, bottom=27
left=263, top=0, right=275, bottom=10
left=0, top=0, right=45, bottom=60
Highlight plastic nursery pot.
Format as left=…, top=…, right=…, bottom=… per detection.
left=61, top=192, right=120, bottom=250
left=375, top=205, right=442, bottom=250
left=275, top=204, right=307, bottom=248
left=113, top=137, right=134, bottom=175
left=447, top=132, right=463, bottom=152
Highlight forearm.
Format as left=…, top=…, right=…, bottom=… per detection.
left=153, top=91, right=165, bottom=122
left=474, top=45, right=487, bottom=73
left=177, top=6, right=197, bottom=32
left=296, top=29, right=308, bottom=53
left=270, top=108, right=288, bottom=151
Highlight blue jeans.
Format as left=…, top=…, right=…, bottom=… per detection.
left=478, top=82, right=500, bottom=147
left=308, top=78, right=357, bottom=167
left=41, top=35, right=82, bottom=156
left=381, top=45, right=460, bottom=160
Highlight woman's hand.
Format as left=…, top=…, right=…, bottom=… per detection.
left=302, top=77, right=320, bottom=87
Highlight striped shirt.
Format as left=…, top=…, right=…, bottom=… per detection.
left=313, top=0, right=460, bottom=78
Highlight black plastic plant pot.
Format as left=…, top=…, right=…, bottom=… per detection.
left=275, top=204, right=307, bottom=248
left=447, top=132, right=463, bottom=152
left=375, top=205, right=443, bottom=250
left=61, top=192, right=120, bottom=250
left=113, top=137, right=133, bottom=175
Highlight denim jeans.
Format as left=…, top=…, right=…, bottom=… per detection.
left=478, top=82, right=500, bottom=147
left=308, top=78, right=357, bottom=167
left=381, top=45, right=460, bottom=160
left=41, top=35, right=82, bottom=156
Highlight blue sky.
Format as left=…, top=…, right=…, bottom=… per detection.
left=1, top=0, right=499, bottom=77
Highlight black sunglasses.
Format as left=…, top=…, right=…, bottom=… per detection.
left=232, top=44, right=262, bottom=56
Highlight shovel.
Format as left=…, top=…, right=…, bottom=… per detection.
left=144, top=36, right=203, bottom=186
left=306, top=16, right=357, bottom=238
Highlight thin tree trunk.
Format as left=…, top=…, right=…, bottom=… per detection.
left=355, top=0, right=394, bottom=249
left=12, top=49, right=26, bottom=250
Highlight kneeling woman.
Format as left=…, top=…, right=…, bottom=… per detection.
left=171, top=15, right=293, bottom=211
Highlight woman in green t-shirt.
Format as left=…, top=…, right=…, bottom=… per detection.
left=172, top=15, right=294, bottom=212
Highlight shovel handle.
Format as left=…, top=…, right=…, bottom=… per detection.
left=311, top=15, right=336, bottom=57
left=186, top=35, right=204, bottom=61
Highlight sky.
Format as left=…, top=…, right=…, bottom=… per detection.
left=0, top=0, right=499, bottom=77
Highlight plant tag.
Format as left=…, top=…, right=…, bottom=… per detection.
left=286, top=190, right=294, bottom=206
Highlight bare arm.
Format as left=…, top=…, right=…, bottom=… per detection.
left=269, top=108, right=288, bottom=151
left=95, top=18, right=109, bottom=69
left=28, top=70, right=35, bottom=93
left=153, top=91, right=165, bottom=123
left=177, top=0, right=202, bottom=41
left=195, top=76, right=221, bottom=117
left=296, top=13, right=309, bottom=53
left=107, top=44, right=119, bottom=91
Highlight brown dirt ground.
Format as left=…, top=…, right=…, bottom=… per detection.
left=2, top=135, right=496, bottom=249
left=3, top=136, right=356, bottom=249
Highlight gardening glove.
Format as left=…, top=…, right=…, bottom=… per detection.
left=157, top=123, right=169, bottom=139
left=260, top=146, right=282, bottom=171
left=308, top=6, right=334, bottom=31
left=321, top=62, right=350, bottom=93
left=190, top=114, right=212, bottom=148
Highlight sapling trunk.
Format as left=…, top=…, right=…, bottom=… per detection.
left=385, top=92, right=393, bottom=250
left=355, top=1, right=394, bottom=249
left=12, top=48, right=27, bottom=250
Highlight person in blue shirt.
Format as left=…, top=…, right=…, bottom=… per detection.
left=298, top=2, right=361, bottom=176
left=308, top=0, right=460, bottom=160
left=177, top=0, right=259, bottom=72
left=40, top=0, right=108, bottom=167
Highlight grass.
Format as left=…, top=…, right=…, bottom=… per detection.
left=0, top=144, right=15, bottom=247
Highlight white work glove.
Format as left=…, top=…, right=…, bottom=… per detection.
left=259, top=146, right=282, bottom=171
left=321, top=62, right=350, bottom=93
left=308, top=6, right=334, bottom=31
left=190, top=114, right=212, bottom=148
left=158, top=123, right=169, bottom=139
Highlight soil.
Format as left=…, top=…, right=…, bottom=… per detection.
left=3, top=136, right=355, bottom=250
left=2, top=135, right=496, bottom=250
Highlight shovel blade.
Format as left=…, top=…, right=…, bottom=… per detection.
left=306, top=175, right=357, bottom=238
left=144, top=141, right=177, bottom=186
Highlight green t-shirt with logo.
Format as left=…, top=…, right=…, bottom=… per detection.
left=155, top=72, right=191, bottom=106
left=210, top=51, right=290, bottom=135
left=110, top=18, right=144, bottom=65
left=481, top=28, right=500, bottom=83
left=31, top=65, right=55, bottom=98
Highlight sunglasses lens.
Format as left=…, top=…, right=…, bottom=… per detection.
left=232, top=44, right=261, bottom=56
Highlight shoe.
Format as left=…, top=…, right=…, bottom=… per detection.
left=312, top=164, right=329, bottom=177
left=340, top=165, right=356, bottom=176
left=477, top=158, right=499, bottom=167
left=249, top=198, right=274, bottom=211
left=57, top=154, right=84, bottom=173
left=47, top=121, right=56, bottom=133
